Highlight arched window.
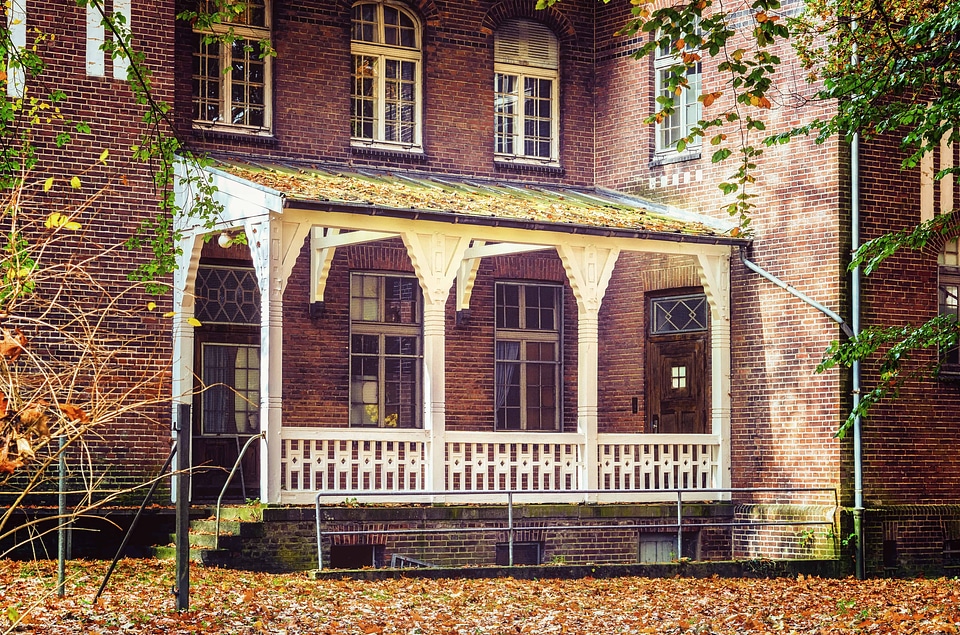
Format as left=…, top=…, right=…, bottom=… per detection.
left=939, top=238, right=960, bottom=369
left=192, top=0, right=273, bottom=133
left=494, top=19, right=559, bottom=163
left=351, top=2, right=422, bottom=149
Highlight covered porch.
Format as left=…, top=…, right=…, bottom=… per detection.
left=172, top=158, right=745, bottom=505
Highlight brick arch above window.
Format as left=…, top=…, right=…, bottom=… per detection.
left=480, top=1, right=576, bottom=44
left=335, top=0, right=439, bottom=27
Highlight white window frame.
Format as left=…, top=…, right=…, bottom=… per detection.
left=494, top=19, right=560, bottom=165
left=653, top=36, right=701, bottom=155
left=192, top=1, right=273, bottom=134
left=939, top=238, right=960, bottom=371
left=350, top=1, right=423, bottom=152
left=349, top=272, right=423, bottom=428
left=494, top=282, right=562, bottom=432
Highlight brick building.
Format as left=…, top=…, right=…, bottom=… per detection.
left=7, top=0, right=959, bottom=574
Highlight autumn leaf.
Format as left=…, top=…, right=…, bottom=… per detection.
left=0, top=328, right=27, bottom=362
left=58, top=403, right=89, bottom=424
left=15, top=436, right=34, bottom=459
left=187, top=317, right=202, bottom=327
left=70, top=176, right=81, bottom=189
left=43, top=176, right=54, bottom=192
left=44, top=212, right=82, bottom=231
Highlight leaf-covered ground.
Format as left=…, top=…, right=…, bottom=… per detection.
left=2, top=559, right=960, bottom=634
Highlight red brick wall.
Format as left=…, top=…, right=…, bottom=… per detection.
left=11, top=0, right=175, bottom=493
left=174, top=0, right=597, bottom=185
left=595, top=0, right=846, bottom=495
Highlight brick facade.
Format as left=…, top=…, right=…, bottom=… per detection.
left=9, top=0, right=957, bottom=575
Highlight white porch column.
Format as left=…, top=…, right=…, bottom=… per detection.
left=170, top=233, right=203, bottom=500
left=402, top=231, right=471, bottom=493
left=698, top=252, right=732, bottom=491
left=557, top=244, right=620, bottom=496
left=248, top=218, right=285, bottom=503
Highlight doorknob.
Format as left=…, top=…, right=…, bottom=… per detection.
left=651, top=415, right=659, bottom=433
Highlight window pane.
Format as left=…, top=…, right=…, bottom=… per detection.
left=352, top=3, right=377, bottom=42
left=192, top=40, right=221, bottom=123
left=202, top=344, right=260, bottom=435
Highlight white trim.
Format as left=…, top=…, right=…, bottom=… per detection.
left=86, top=2, right=104, bottom=77
left=7, top=0, right=26, bottom=97
left=112, top=0, right=131, bottom=80
left=494, top=63, right=560, bottom=164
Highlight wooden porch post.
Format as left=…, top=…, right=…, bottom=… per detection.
left=403, top=231, right=471, bottom=494
left=698, top=252, right=732, bottom=492
left=557, top=244, right=619, bottom=498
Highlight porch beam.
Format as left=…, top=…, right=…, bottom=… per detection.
left=311, top=229, right=397, bottom=249
left=556, top=244, right=620, bottom=496
left=462, top=242, right=551, bottom=259
left=456, top=240, right=484, bottom=312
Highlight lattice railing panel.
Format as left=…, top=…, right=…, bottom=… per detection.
left=445, top=442, right=581, bottom=491
left=598, top=442, right=719, bottom=491
left=281, top=438, right=425, bottom=492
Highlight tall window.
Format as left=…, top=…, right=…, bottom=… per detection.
left=653, top=35, right=701, bottom=154
left=201, top=344, right=261, bottom=435
left=495, top=283, right=561, bottom=431
left=192, top=0, right=272, bottom=132
left=195, top=265, right=261, bottom=436
left=350, top=273, right=422, bottom=427
left=494, top=19, right=559, bottom=163
left=351, top=2, right=422, bottom=149
left=939, top=238, right=960, bottom=368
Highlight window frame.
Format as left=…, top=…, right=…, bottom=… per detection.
left=494, top=281, right=562, bottom=432
left=349, top=272, right=423, bottom=428
left=191, top=0, right=273, bottom=135
left=939, top=238, right=960, bottom=374
left=493, top=19, right=560, bottom=165
left=653, top=33, right=701, bottom=156
left=199, top=342, right=261, bottom=436
left=350, top=1, right=424, bottom=152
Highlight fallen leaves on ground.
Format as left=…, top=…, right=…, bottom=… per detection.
left=2, top=559, right=960, bottom=634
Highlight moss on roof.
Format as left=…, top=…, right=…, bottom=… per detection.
left=212, top=159, right=737, bottom=238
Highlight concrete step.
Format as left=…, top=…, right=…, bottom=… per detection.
left=152, top=545, right=236, bottom=567
left=189, top=519, right=264, bottom=538
left=166, top=531, right=242, bottom=550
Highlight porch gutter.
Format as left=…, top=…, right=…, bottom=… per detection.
left=738, top=246, right=853, bottom=338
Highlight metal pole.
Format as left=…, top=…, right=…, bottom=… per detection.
left=507, top=491, right=514, bottom=566
left=174, top=403, right=191, bottom=611
left=57, top=435, right=66, bottom=598
left=95, top=444, right=177, bottom=602
left=676, top=489, right=683, bottom=561
left=316, top=494, right=324, bottom=572
left=850, top=17, right=865, bottom=581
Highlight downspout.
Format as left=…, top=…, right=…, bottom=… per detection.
left=850, top=17, right=865, bottom=580
left=739, top=246, right=853, bottom=339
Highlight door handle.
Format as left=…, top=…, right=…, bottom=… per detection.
left=651, top=415, right=659, bottom=433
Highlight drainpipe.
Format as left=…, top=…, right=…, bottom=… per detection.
left=851, top=18, right=865, bottom=580
left=739, top=246, right=853, bottom=339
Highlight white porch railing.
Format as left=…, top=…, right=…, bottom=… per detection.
left=279, top=428, right=722, bottom=504
left=280, top=428, right=428, bottom=494
left=597, top=434, right=721, bottom=491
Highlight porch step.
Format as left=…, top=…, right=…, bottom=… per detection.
left=152, top=506, right=266, bottom=568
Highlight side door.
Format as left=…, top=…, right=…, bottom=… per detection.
left=645, top=292, right=710, bottom=435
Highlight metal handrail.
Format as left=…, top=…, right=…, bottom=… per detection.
left=214, top=432, right=265, bottom=549
left=314, top=487, right=839, bottom=571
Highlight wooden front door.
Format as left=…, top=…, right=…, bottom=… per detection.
left=645, top=291, right=710, bottom=435
left=646, top=335, right=708, bottom=434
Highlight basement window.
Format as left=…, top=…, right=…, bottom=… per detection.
left=329, top=543, right=385, bottom=569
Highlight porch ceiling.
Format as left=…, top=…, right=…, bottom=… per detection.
left=208, top=156, right=745, bottom=244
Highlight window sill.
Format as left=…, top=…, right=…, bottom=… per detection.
left=649, top=149, right=701, bottom=168
left=351, top=143, right=427, bottom=163
left=191, top=125, right=276, bottom=145
left=494, top=158, right=564, bottom=176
